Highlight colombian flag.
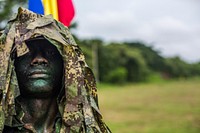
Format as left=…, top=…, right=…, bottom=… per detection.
left=28, top=0, right=75, bottom=26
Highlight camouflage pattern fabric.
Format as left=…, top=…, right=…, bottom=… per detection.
left=0, top=7, right=111, bottom=133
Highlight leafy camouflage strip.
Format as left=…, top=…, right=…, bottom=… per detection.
left=0, top=7, right=111, bottom=132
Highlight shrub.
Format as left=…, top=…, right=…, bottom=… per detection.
left=105, top=67, right=128, bottom=84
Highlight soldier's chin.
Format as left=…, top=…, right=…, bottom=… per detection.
left=20, top=79, right=55, bottom=98
left=32, top=79, right=49, bottom=88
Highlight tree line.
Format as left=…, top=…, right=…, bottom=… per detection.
left=75, top=37, right=200, bottom=83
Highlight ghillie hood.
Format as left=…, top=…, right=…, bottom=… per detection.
left=0, top=7, right=110, bottom=133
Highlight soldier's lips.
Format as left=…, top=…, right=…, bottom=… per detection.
left=28, top=70, right=49, bottom=78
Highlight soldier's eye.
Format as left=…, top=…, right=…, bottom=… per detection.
left=46, top=50, right=55, bottom=56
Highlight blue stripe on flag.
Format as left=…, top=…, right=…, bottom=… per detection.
left=28, top=0, right=44, bottom=14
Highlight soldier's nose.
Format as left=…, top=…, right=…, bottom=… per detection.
left=31, top=56, right=48, bottom=66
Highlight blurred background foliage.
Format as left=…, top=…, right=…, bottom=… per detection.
left=1, top=0, right=200, bottom=84
left=77, top=38, right=200, bottom=84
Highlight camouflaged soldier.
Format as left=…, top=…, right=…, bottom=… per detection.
left=0, top=7, right=111, bottom=133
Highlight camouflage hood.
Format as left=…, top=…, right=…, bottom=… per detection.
left=0, top=7, right=110, bottom=133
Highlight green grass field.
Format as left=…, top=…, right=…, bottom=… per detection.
left=97, top=78, right=200, bottom=133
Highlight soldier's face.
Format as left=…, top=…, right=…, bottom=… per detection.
left=14, top=39, right=63, bottom=98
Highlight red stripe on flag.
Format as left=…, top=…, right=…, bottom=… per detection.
left=57, top=0, right=75, bottom=26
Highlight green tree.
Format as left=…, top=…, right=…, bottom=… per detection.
left=165, top=57, right=191, bottom=78
left=125, top=42, right=165, bottom=72
left=190, top=62, right=200, bottom=76
left=98, top=43, right=150, bottom=83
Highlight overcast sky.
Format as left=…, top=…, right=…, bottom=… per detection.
left=72, top=0, right=200, bottom=63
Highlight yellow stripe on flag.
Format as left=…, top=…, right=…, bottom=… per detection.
left=43, top=0, right=58, bottom=20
